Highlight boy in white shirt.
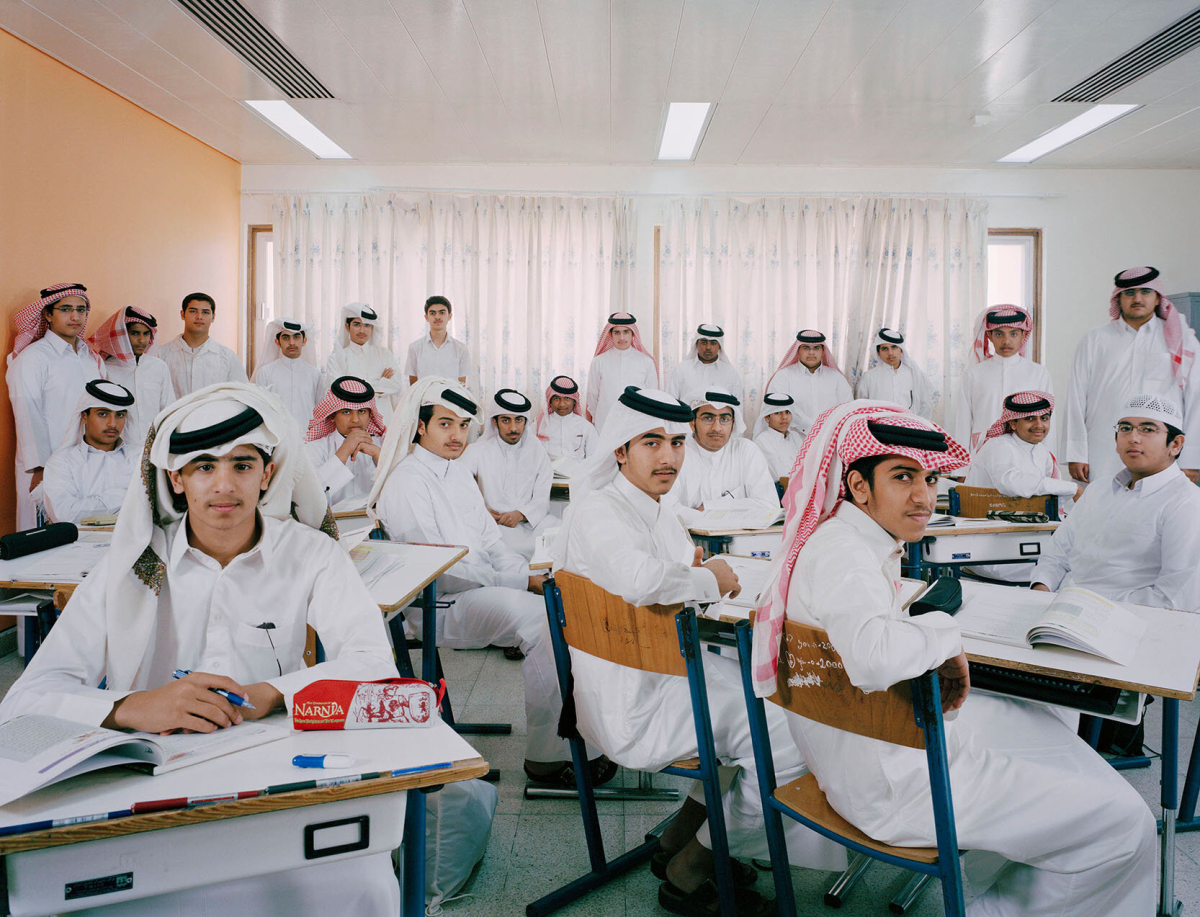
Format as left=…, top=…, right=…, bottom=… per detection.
left=41, top=380, right=137, bottom=525
left=89, top=305, right=176, bottom=453
left=533, top=374, right=597, bottom=475
left=404, top=295, right=470, bottom=386
left=253, top=318, right=322, bottom=430
left=764, top=330, right=852, bottom=436
left=324, top=303, right=403, bottom=424
left=585, top=312, right=659, bottom=430
left=666, top=323, right=745, bottom=403
left=752, top=392, right=804, bottom=483
left=158, top=293, right=248, bottom=396
left=855, top=327, right=933, bottom=418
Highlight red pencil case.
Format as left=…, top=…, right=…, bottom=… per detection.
left=292, top=677, right=445, bottom=730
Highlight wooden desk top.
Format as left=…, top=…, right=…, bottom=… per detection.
left=0, top=756, right=487, bottom=855
left=923, top=520, right=1059, bottom=537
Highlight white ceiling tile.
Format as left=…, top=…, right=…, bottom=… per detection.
left=609, top=0, right=682, bottom=102
left=538, top=0, right=611, bottom=159
left=663, top=0, right=757, bottom=101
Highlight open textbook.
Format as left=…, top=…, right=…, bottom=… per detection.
left=689, top=505, right=785, bottom=534
left=0, top=716, right=287, bottom=807
left=955, top=586, right=1147, bottom=666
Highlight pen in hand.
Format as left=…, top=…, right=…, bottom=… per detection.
left=172, top=669, right=256, bottom=709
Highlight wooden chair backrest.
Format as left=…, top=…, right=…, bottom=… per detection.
left=555, top=571, right=687, bottom=677
left=763, top=619, right=925, bottom=750
left=952, top=485, right=1051, bottom=518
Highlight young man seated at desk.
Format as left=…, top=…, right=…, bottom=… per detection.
left=41, top=380, right=138, bottom=525
left=1031, top=393, right=1200, bottom=613
left=750, top=400, right=1156, bottom=917
left=305, top=375, right=386, bottom=509
left=556, top=386, right=844, bottom=917
left=963, top=390, right=1080, bottom=583
left=751, top=391, right=803, bottom=484
left=0, top=384, right=401, bottom=915
left=460, top=387, right=554, bottom=560
left=668, top=387, right=779, bottom=528
left=369, top=377, right=611, bottom=788
left=534, top=374, right=597, bottom=469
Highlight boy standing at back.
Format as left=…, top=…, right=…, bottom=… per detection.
left=158, top=292, right=248, bottom=397
left=405, top=295, right=470, bottom=386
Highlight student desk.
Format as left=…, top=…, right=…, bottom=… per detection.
left=0, top=717, right=487, bottom=917
left=904, top=519, right=1059, bottom=579
left=688, top=524, right=784, bottom=559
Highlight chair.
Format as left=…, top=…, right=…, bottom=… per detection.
left=949, top=484, right=1059, bottom=521
left=733, top=618, right=966, bottom=917
left=526, top=572, right=738, bottom=917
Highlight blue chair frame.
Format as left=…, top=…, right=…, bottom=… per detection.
left=526, top=574, right=738, bottom=917
left=732, top=619, right=966, bottom=917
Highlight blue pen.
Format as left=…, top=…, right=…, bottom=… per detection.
left=172, top=669, right=256, bottom=709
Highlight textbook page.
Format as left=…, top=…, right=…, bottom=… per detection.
left=1029, top=588, right=1146, bottom=665
left=147, top=721, right=288, bottom=774
left=693, top=505, right=785, bottom=533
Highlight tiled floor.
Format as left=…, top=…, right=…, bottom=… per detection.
left=1, top=646, right=1198, bottom=916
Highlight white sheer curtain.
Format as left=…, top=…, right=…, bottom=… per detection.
left=657, top=196, right=988, bottom=425
left=271, top=192, right=636, bottom=404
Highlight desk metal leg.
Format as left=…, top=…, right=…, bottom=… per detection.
left=402, top=788, right=426, bottom=917
left=421, top=583, right=437, bottom=683
left=1160, top=698, right=1181, bottom=917
left=1177, top=710, right=1200, bottom=832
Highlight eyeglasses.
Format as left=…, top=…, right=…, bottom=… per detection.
left=52, top=305, right=88, bottom=315
left=697, top=414, right=734, bottom=425
left=1118, top=288, right=1156, bottom=297
left=1114, top=422, right=1165, bottom=436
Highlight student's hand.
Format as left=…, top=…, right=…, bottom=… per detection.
left=1074, top=483, right=1086, bottom=502
left=1184, top=469, right=1199, bottom=486
left=696, top=503, right=705, bottom=512
left=937, top=652, right=970, bottom=713
left=28, top=468, right=44, bottom=492
left=527, top=574, right=548, bottom=595
left=495, top=511, right=524, bottom=528
left=105, top=672, right=248, bottom=734
left=381, top=367, right=396, bottom=379
left=237, top=682, right=285, bottom=721
left=355, top=440, right=381, bottom=461
left=703, top=558, right=741, bottom=598
left=336, top=430, right=374, bottom=464
left=1068, top=462, right=1089, bottom=484
left=692, top=546, right=704, bottom=567
left=1031, top=583, right=1051, bottom=592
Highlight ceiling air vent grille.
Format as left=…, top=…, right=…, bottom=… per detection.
left=1054, top=6, right=1200, bottom=103
left=173, top=0, right=333, bottom=99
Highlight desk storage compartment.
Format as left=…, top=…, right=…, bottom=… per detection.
left=923, top=531, right=1055, bottom=564
left=5, top=793, right=406, bottom=915
left=726, top=533, right=784, bottom=560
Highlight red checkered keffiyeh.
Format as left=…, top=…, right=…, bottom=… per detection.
left=88, top=306, right=157, bottom=362
left=305, top=377, right=386, bottom=442
left=766, top=330, right=846, bottom=390
left=11, top=283, right=103, bottom=370
left=1109, top=267, right=1194, bottom=388
left=972, top=305, right=1032, bottom=362
left=749, top=400, right=970, bottom=697
left=593, top=312, right=658, bottom=373
left=985, top=390, right=1060, bottom=477
left=535, top=375, right=584, bottom=442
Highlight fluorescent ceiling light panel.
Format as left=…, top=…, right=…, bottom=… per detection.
left=657, top=102, right=714, bottom=161
left=245, top=100, right=352, bottom=159
left=998, top=104, right=1139, bottom=163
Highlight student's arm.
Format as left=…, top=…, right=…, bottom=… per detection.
left=742, top=442, right=782, bottom=508
left=1177, top=332, right=1200, bottom=475
left=228, top=350, right=249, bottom=384
left=6, top=351, right=51, bottom=468
left=1063, top=336, right=1092, bottom=469
left=158, top=358, right=178, bottom=407
left=1029, top=508, right=1077, bottom=591
left=369, top=348, right=404, bottom=396
left=270, top=542, right=397, bottom=702
left=403, top=343, right=418, bottom=386
left=569, top=497, right=719, bottom=606
left=40, top=453, right=126, bottom=524
left=0, top=558, right=131, bottom=725
left=665, top=365, right=681, bottom=399
left=456, top=341, right=470, bottom=386
left=835, top=373, right=853, bottom=405
left=309, top=438, right=354, bottom=497
left=913, top=368, right=933, bottom=420
left=1127, top=495, right=1200, bottom=612
left=803, top=544, right=961, bottom=694
left=983, top=440, right=1077, bottom=499
left=518, top=447, right=554, bottom=527
left=585, top=361, right=600, bottom=422
left=580, top=420, right=599, bottom=458
left=952, top=374, right=973, bottom=455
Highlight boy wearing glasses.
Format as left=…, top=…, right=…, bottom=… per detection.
left=1064, top=267, right=1200, bottom=486
left=667, top=388, right=778, bottom=527
left=1033, top=394, right=1200, bottom=612
left=6, top=283, right=104, bottom=529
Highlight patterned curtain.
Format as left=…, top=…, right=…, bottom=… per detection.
left=272, top=192, right=636, bottom=405
left=657, top=196, right=988, bottom=426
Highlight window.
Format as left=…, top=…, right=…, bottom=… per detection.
left=987, top=229, right=1042, bottom=362
left=246, top=225, right=274, bottom=375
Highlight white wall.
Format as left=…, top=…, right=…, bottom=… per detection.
left=242, top=164, right=1200, bottom=403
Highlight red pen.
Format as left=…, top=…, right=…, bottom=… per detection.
left=130, top=790, right=261, bottom=814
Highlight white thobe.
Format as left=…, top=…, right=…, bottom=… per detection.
left=784, top=502, right=1155, bottom=917
left=324, top=342, right=403, bottom=424
left=157, top=336, right=247, bottom=398
left=964, top=434, right=1077, bottom=582
left=1064, top=315, right=1200, bottom=482
left=953, top=354, right=1053, bottom=456
left=104, top=354, right=176, bottom=453
left=856, top=362, right=932, bottom=418
left=0, top=513, right=401, bottom=917
left=767, top=365, right=852, bottom=436
left=1032, top=463, right=1200, bottom=612
left=403, top=333, right=471, bottom=382
left=669, top=436, right=780, bottom=528
left=6, top=333, right=103, bottom=529
left=666, top=358, right=745, bottom=404
left=753, top=428, right=803, bottom=481
left=585, top=348, right=658, bottom=432
left=541, top=412, right=598, bottom=462
left=253, top=357, right=322, bottom=432
left=557, top=473, right=843, bottom=867
left=375, top=445, right=568, bottom=762
left=308, top=433, right=382, bottom=509
left=460, top=436, right=554, bottom=560
left=41, top=441, right=136, bottom=525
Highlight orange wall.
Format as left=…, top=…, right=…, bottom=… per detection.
left=0, top=29, right=241, bottom=537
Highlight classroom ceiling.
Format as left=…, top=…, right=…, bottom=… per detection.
left=6, top=0, right=1200, bottom=168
